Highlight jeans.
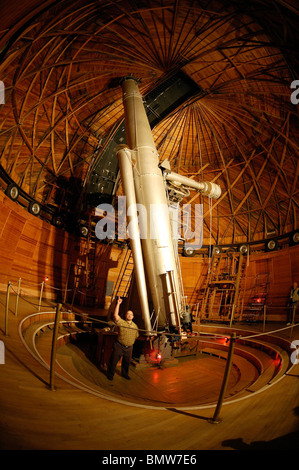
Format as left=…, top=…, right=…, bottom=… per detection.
left=288, top=302, right=298, bottom=323
left=107, top=341, right=133, bottom=379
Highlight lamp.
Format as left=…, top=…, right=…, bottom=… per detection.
left=290, top=231, right=299, bottom=245
left=28, top=201, right=41, bottom=216
left=183, top=245, right=196, bottom=257
left=80, top=225, right=88, bottom=237
left=265, top=238, right=278, bottom=252
left=239, top=244, right=248, bottom=255
left=5, top=183, right=19, bottom=201
left=52, top=215, right=64, bottom=228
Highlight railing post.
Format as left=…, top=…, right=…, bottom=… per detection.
left=15, top=277, right=21, bottom=317
left=290, top=304, right=296, bottom=339
left=39, top=281, right=44, bottom=311
left=196, top=302, right=200, bottom=330
left=5, top=281, right=12, bottom=336
left=71, top=287, right=76, bottom=309
left=209, top=332, right=236, bottom=424
left=263, top=304, right=266, bottom=332
left=49, top=303, right=62, bottom=391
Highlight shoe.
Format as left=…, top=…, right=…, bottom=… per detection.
left=107, top=375, right=113, bottom=381
left=122, top=375, right=131, bottom=380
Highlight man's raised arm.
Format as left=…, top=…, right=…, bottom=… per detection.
left=113, top=297, right=122, bottom=322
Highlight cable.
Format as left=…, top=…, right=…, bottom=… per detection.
left=238, top=323, right=299, bottom=341
left=6, top=278, right=299, bottom=341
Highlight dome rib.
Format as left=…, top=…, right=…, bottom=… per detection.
left=0, top=0, right=297, bottom=245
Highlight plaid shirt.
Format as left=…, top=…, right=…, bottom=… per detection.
left=115, top=318, right=139, bottom=346
left=290, top=287, right=299, bottom=303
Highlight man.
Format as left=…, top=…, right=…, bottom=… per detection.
left=287, top=281, right=299, bottom=325
left=107, top=297, right=139, bottom=381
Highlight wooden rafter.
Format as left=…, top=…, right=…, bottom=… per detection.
left=0, top=0, right=297, bottom=244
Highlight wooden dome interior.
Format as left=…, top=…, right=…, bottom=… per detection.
left=0, top=0, right=298, bottom=246
left=1, top=2, right=299, bottom=452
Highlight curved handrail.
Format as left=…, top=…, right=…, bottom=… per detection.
left=18, top=310, right=297, bottom=411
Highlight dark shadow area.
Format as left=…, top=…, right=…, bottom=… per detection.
left=222, top=431, right=299, bottom=450
left=223, top=406, right=299, bottom=450
left=167, top=407, right=211, bottom=422
left=52, top=176, right=83, bottom=302
left=68, top=330, right=98, bottom=364
left=4, top=344, right=49, bottom=387
left=40, top=174, right=118, bottom=310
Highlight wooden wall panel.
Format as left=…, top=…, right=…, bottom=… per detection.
left=180, top=246, right=299, bottom=322
left=290, top=247, right=299, bottom=280
left=0, top=192, right=122, bottom=306
left=0, top=189, right=298, bottom=322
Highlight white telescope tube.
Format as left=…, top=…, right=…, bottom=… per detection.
left=165, top=171, right=221, bottom=199
left=121, top=77, right=183, bottom=330
left=117, top=147, right=153, bottom=334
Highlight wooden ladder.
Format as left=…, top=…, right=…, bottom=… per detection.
left=64, top=214, right=98, bottom=306
left=111, top=246, right=134, bottom=301
left=199, top=252, right=247, bottom=323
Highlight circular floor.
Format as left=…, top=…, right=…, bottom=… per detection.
left=56, top=341, right=244, bottom=408
left=1, top=297, right=299, bottom=450
left=30, top=324, right=284, bottom=410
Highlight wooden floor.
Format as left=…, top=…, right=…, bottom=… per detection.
left=1, top=294, right=299, bottom=450
left=56, top=344, right=242, bottom=408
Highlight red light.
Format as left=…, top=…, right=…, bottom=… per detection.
left=156, top=352, right=162, bottom=361
left=274, top=357, right=282, bottom=369
left=44, top=276, right=49, bottom=282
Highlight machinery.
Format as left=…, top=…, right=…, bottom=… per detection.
left=115, top=76, right=221, bottom=347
